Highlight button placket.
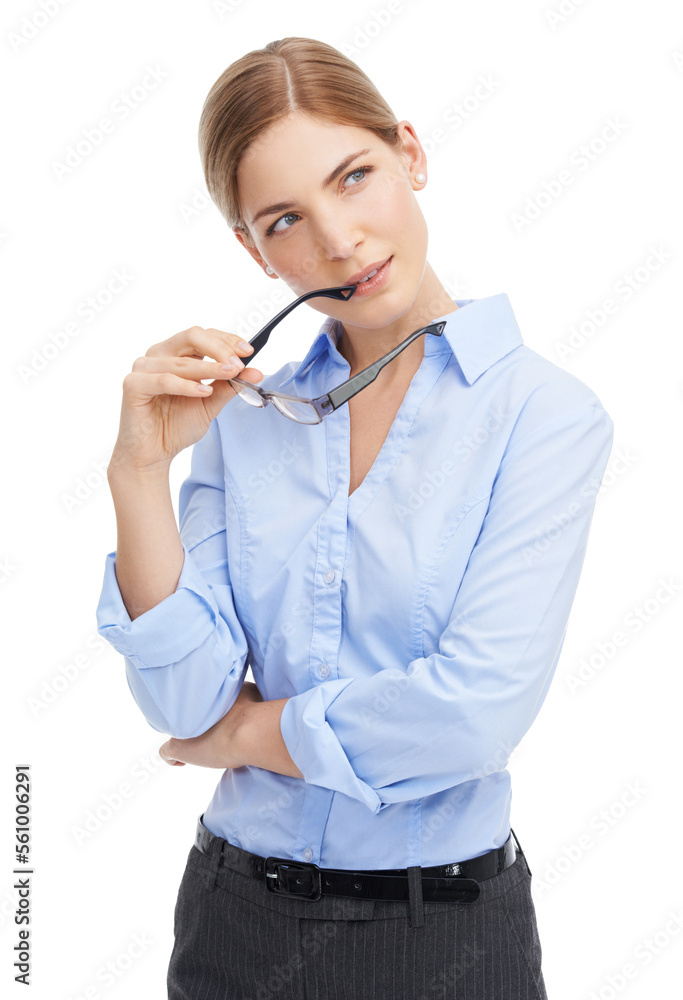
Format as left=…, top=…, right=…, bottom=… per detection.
left=306, top=415, right=348, bottom=689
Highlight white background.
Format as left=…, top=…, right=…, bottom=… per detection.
left=2, top=1, right=682, bottom=997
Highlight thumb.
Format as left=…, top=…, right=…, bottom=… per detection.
left=202, top=367, right=264, bottom=421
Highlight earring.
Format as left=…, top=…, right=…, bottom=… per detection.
left=265, top=265, right=275, bottom=275
left=415, top=172, right=426, bottom=184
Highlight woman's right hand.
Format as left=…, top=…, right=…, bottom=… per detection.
left=108, top=325, right=264, bottom=475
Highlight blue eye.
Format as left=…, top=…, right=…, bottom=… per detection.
left=345, top=167, right=367, bottom=185
left=265, top=165, right=373, bottom=237
left=270, top=212, right=299, bottom=235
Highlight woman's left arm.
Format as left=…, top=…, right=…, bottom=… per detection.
left=159, top=680, right=304, bottom=778
left=161, top=393, right=614, bottom=799
left=272, top=394, right=615, bottom=814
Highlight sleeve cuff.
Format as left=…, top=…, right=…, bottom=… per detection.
left=280, top=681, right=385, bottom=814
left=95, top=544, right=220, bottom=667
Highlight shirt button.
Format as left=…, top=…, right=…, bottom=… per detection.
left=323, top=570, right=336, bottom=584
left=319, top=663, right=331, bottom=679
left=303, top=847, right=313, bottom=862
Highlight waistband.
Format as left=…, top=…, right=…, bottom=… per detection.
left=194, top=813, right=529, bottom=904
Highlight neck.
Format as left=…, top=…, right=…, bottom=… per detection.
left=336, top=262, right=459, bottom=380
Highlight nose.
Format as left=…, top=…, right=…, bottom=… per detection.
left=314, top=206, right=363, bottom=261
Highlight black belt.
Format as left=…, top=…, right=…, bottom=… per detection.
left=194, top=814, right=522, bottom=903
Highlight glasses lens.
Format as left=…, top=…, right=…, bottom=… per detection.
left=230, top=380, right=264, bottom=407
left=271, top=396, right=320, bottom=424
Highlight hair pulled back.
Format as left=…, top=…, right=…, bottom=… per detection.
left=198, top=36, right=402, bottom=240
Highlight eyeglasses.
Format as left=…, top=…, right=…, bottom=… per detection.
left=228, top=283, right=447, bottom=424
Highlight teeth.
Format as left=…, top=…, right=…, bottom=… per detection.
left=358, top=268, right=379, bottom=284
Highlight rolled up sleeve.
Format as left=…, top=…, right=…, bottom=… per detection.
left=279, top=395, right=615, bottom=813
left=95, top=417, right=249, bottom=738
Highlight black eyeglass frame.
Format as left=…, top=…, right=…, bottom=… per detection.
left=228, top=283, right=447, bottom=424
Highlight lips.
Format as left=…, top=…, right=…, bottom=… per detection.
left=346, top=257, right=391, bottom=285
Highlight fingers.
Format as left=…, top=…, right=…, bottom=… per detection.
left=122, top=369, right=225, bottom=400
left=159, top=740, right=186, bottom=765
left=124, top=357, right=265, bottom=399
left=132, top=353, right=248, bottom=380
left=125, top=327, right=261, bottom=403
left=145, top=326, right=255, bottom=367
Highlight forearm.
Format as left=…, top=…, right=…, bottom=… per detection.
left=107, top=461, right=184, bottom=621
left=237, top=698, right=305, bottom=779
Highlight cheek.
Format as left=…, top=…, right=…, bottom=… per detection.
left=374, top=175, right=421, bottom=233
left=269, top=242, right=326, bottom=292
left=282, top=243, right=326, bottom=287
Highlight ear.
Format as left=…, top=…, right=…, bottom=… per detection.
left=232, top=226, right=267, bottom=269
left=394, top=120, right=427, bottom=180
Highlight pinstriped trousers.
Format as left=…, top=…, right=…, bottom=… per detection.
left=167, top=820, right=548, bottom=1000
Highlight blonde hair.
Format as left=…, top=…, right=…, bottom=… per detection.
left=198, top=36, right=402, bottom=241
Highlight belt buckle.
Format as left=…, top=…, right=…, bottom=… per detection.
left=264, top=857, right=322, bottom=900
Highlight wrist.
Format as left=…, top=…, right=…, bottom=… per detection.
left=107, top=456, right=172, bottom=487
left=231, top=697, right=261, bottom=766
left=236, top=698, right=304, bottom=779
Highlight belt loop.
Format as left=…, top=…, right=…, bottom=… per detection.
left=406, top=865, right=425, bottom=929
left=198, top=813, right=224, bottom=892
left=510, top=827, right=532, bottom=878
left=211, top=840, right=226, bottom=892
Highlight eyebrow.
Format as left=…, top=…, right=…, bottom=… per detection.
left=249, top=148, right=372, bottom=227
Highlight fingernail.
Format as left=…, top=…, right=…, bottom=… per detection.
left=222, top=356, right=244, bottom=371
left=238, top=340, right=254, bottom=352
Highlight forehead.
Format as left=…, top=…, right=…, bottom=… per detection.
left=236, top=113, right=386, bottom=205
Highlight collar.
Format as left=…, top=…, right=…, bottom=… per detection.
left=276, top=292, right=524, bottom=389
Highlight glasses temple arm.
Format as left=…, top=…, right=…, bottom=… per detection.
left=245, top=285, right=357, bottom=360
left=322, top=322, right=446, bottom=411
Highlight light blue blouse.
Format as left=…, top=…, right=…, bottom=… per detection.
left=95, top=292, right=614, bottom=868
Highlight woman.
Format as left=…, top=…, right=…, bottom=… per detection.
left=96, top=37, right=614, bottom=999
